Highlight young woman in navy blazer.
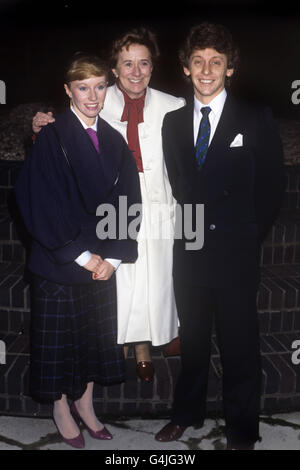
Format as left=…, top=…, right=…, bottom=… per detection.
left=14, top=55, right=141, bottom=448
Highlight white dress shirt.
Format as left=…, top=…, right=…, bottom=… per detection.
left=193, top=88, right=227, bottom=146
left=71, top=107, right=121, bottom=271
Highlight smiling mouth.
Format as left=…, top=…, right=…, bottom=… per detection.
left=85, top=104, right=99, bottom=109
left=129, top=79, right=143, bottom=84
left=200, top=79, right=214, bottom=84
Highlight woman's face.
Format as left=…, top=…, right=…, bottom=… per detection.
left=113, top=44, right=153, bottom=99
left=64, top=75, right=107, bottom=125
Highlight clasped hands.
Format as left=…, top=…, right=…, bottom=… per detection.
left=83, top=253, right=114, bottom=281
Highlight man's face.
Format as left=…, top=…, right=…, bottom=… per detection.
left=183, top=47, right=234, bottom=104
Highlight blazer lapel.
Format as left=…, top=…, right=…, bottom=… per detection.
left=176, top=95, right=240, bottom=174
left=55, top=110, right=120, bottom=213
left=202, top=95, right=241, bottom=170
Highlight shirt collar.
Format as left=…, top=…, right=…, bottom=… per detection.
left=71, top=106, right=98, bottom=131
left=194, top=88, right=227, bottom=117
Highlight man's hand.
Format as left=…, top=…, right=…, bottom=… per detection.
left=32, top=111, right=55, bottom=133
left=92, top=260, right=115, bottom=281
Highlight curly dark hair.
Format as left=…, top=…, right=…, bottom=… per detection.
left=179, top=22, right=239, bottom=85
left=110, top=27, right=160, bottom=68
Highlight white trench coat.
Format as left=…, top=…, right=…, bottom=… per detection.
left=100, top=84, right=185, bottom=346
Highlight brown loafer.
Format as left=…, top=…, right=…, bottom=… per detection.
left=136, top=361, right=155, bottom=382
left=155, top=422, right=187, bottom=442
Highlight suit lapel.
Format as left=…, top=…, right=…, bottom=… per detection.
left=177, top=95, right=241, bottom=176
left=202, top=95, right=241, bottom=171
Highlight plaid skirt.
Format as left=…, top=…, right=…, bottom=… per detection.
left=29, top=274, right=125, bottom=403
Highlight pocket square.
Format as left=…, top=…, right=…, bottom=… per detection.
left=230, top=133, right=243, bottom=147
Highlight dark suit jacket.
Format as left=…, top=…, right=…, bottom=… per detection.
left=162, top=94, right=285, bottom=287
left=14, top=109, right=141, bottom=284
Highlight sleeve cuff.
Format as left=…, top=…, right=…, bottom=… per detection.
left=105, top=258, right=122, bottom=271
left=75, top=251, right=92, bottom=266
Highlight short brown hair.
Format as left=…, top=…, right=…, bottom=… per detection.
left=179, top=22, right=239, bottom=76
left=64, top=53, right=110, bottom=86
left=110, top=27, right=160, bottom=68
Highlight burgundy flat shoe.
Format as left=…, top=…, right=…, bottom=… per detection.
left=70, top=402, right=113, bottom=440
left=53, top=418, right=85, bottom=449
left=136, top=361, right=155, bottom=382
left=155, top=422, right=187, bottom=442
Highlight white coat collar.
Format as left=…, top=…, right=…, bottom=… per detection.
left=110, top=83, right=151, bottom=111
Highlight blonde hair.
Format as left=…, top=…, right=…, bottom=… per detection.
left=65, top=53, right=109, bottom=85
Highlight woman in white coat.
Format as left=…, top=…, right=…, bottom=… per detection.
left=32, top=28, right=185, bottom=382
left=102, top=28, right=185, bottom=381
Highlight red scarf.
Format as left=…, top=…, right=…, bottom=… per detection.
left=118, top=81, right=145, bottom=172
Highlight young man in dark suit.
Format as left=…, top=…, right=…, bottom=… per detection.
left=155, top=22, right=285, bottom=450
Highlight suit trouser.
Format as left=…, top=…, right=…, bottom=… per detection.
left=171, top=282, right=261, bottom=447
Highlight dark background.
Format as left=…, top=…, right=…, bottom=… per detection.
left=0, top=0, right=300, bottom=119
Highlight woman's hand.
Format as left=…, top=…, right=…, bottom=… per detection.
left=32, top=111, right=55, bottom=133
left=83, top=253, right=103, bottom=275
left=92, top=260, right=115, bottom=281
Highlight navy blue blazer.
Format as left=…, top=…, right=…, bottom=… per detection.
left=162, top=94, right=286, bottom=287
left=14, top=109, right=142, bottom=284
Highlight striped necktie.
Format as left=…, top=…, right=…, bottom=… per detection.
left=195, top=106, right=211, bottom=169
left=86, top=127, right=100, bottom=153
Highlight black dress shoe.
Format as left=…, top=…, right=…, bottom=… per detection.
left=155, top=422, right=187, bottom=442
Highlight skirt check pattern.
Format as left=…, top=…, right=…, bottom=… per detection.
left=29, top=274, right=125, bottom=403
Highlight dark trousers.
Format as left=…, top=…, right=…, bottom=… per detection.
left=171, top=282, right=262, bottom=447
